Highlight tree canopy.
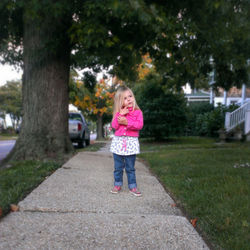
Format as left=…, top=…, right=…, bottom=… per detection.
left=1, top=0, right=249, bottom=89
left=134, top=72, right=188, bottom=139
left=71, top=77, right=116, bottom=139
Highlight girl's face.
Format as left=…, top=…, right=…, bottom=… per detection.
left=122, top=90, right=134, bottom=108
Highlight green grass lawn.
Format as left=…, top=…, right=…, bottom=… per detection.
left=76, top=141, right=106, bottom=152
left=0, top=160, right=61, bottom=217
left=0, top=134, right=18, bottom=140
left=140, top=137, right=250, bottom=250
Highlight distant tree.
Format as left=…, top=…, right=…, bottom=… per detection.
left=72, top=78, right=116, bottom=139
left=0, top=81, right=22, bottom=129
left=134, top=73, right=187, bottom=140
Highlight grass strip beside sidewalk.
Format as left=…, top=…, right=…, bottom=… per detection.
left=140, top=138, right=250, bottom=250
left=77, top=142, right=106, bottom=152
left=0, top=160, right=61, bottom=218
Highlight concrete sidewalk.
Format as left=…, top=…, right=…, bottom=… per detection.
left=0, top=142, right=209, bottom=250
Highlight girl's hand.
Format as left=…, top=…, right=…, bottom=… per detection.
left=117, top=116, right=128, bottom=125
left=120, top=106, right=129, bottom=115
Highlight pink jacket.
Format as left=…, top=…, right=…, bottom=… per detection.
left=111, top=108, right=143, bottom=137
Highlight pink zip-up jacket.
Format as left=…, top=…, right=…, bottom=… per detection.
left=111, top=108, right=143, bottom=137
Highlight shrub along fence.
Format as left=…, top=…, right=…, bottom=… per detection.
left=188, top=103, right=238, bottom=137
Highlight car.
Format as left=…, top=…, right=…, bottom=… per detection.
left=16, top=124, right=21, bottom=134
left=69, top=112, right=90, bottom=148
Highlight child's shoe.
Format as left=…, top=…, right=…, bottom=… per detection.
left=110, top=186, right=121, bottom=194
left=129, top=188, right=142, bottom=197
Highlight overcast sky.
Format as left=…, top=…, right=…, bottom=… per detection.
left=0, top=64, right=109, bottom=87
left=0, top=64, right=23, bottom=86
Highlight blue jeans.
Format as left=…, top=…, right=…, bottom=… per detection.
left=113, top=153, right=137, bottom=189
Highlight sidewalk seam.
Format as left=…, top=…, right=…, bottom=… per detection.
left=16, top=210, right=185, bottom=217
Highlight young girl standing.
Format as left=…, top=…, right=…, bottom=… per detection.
left=110, top=86, right=143, bottom=197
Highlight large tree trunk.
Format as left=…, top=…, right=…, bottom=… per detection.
left=96, top=114, right=104, bottom=140
left=9, top=6, right=73, bottom=161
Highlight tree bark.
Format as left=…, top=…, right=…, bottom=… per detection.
left=96, top=114, right=104, bottom=140
left=9, top=7, right=73, bottom=161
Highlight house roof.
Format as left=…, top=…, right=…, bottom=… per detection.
left=217, top=87, right=250, bottom=97
left=186, top=91, right=210, bottom=97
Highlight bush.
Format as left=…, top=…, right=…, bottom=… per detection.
left=185, top=102, right=214, bottom=135
left=1, top=127, right=16, bottom=135
left=195, top=104, right=238, bottom=137
left=134, top=74, right=187, bottom=140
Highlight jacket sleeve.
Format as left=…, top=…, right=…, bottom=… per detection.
left=127, top=110, right=144, bottom=130
left=111, top=112, right=120, bottom=130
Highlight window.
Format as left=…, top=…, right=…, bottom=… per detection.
left=69, top=113, right=82, bottom=122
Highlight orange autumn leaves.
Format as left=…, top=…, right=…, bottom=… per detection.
left=0, top=204, right=19, bottom=218
left=10, top=204, right=19, bottom=212
left=171, top=203, right=198, bottom=228
left=74, top=79, right=114, bottom=117
left=190, top=218, right=198, bottom=228
left=137, top=54, right=154, bottom=80
left=73, top=54, right=153, bottom=116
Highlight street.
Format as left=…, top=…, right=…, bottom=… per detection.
left=0, top=140, right=16, bottom=162
left=0, top=134, right=97, bottom=162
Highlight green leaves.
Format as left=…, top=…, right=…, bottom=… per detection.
left=194, top=104, right=238, bottom=137
left=134, top=73, right=188, bottom=140
left=1, top=0, right=249, bottom=88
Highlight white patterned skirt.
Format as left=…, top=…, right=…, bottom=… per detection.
left=110, top=136, right=140, bottom=155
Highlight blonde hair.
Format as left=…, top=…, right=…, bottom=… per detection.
left=113, top=86, right=140, bottom=118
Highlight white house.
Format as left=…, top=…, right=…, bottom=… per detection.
left=183, top=83, right=250, bottom=107
left=214, top=85, right=250, bottom=107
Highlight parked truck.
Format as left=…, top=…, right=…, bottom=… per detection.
left=69, top=112, right=90, bottom=148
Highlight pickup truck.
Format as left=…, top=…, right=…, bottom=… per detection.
left=69, top=112, right=90, bottom=148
